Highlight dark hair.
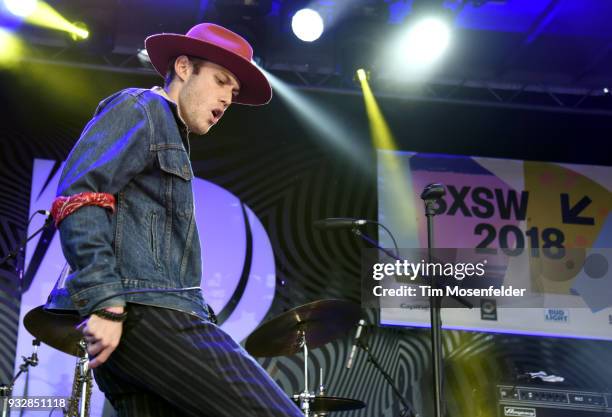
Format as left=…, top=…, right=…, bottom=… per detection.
left=164, top=56, right=207, bottom=88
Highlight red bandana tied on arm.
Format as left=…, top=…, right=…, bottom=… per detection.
left=51, top=192, right=116, bottom=227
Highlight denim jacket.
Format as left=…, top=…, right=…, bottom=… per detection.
left=47, top=88, right=209, bottom=321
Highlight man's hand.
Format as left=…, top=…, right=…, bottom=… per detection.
left=77, top=306, right=124, bottom=368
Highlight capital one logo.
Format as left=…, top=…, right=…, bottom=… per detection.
left=15, top=159, right=277, bottom=416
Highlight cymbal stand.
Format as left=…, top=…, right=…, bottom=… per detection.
left=296, top=329, right=315, bottom=416
left=317, top=368, right=328, bottom=417
left=66, top=340, right=92, bottom=417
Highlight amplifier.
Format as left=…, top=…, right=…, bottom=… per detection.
left=497, top=385, right=612, bottom=417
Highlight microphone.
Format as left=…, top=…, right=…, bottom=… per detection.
left=420, top=183, right=446, bottom=200
left=346, top=319, right=366, bottom=369
left=313, top=218, right=367, bottom=230
left=35, top=210, right=54, bottom=227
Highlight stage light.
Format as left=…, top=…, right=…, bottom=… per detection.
left=0, top=27, right=23, bottom=67
left=26, top=3, right=89, bottom=40
left=137, top=48, right=151, bottom=66
left=356, top=62, right=416, bottom=231
left=3, top=0, right=38, bottom=18
left=401, top=16, right=450, bottom=64
left=291, top=8, right=324, bottom=42
left=356, top=69, right=367, bottom=82
left=356, top=67, right=395, bottom=152
left=68, top=21, right=89, bottom=41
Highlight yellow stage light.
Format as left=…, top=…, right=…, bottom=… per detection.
left=25, top=1, right=89, bottom=40
left=0, top=28, right=23, bottom=68
left=357, top=69, right=417, bottom=231
left=356, top=68, right=367, bottom=83
left=4, top=0, right=38, bottom=18
left=356, top=69, right=395, bottom=152
left=68, top=21, right=89, bottom=41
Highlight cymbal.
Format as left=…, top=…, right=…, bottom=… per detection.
left=292, top=395, right=366, bottom=413
left=245, top=299, right=360, bottom=357
left=24, top=306, right=83, bottom=356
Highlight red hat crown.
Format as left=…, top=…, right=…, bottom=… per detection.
left=185, top=23, right=254, bottom=62
left=145, top=23, right=272, bottom=105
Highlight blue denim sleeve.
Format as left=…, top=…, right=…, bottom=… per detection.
left=57, top=92, right=153, bottom=316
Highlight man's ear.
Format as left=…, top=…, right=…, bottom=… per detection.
left=174, top=55, right=192, bottom=82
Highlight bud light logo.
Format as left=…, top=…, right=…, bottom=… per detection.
left=544, top=309, right=569, bottom=323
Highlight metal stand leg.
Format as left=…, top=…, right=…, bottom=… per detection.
left=1, top=339, right=40, bottom=417
left=67, top=340, right=92, bottom=417
left=0, top=385, right=10, bottom=417
left=78, top=347, right=91, bottom=417
left=422, top=184, right=446, bottom=417
left=297, top=330, right=314, bottom=417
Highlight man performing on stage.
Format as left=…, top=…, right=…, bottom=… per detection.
left=49, top=23, right=303, bottom=417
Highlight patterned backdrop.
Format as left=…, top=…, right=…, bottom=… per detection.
left=1, top=64, right=612, bottom=417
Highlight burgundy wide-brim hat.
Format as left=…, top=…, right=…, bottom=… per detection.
left=145, top=23, right=272, bottom=106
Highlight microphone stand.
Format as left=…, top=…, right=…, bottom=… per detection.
left=421, top=184, right=445, bottom=417
left=350, top=182, right=471, bottom=417
left=355, top=335, right=416, bottom=417
left=0, top=340, right=40, bottom=417
left=0, top=220, right=52, bottom=268
left=0, top=211, right=51, bottom=417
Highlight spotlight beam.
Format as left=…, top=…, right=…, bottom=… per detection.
left=6, top=0, right=89, bottom=39
left=261, top=68, right=370, bottom=168
left=0, top=28, right=23, bottom=67
left=4, top=0, right=38, bottom=18
left=356, top=69, right=418, bottom=232
left=27, top=2, right=89, bottom=39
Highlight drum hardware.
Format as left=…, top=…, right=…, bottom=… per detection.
left=23, top=306, right=93, bottom=417
left=246, top=299, right=366, bottom=415
left=318, top=367, right=326, bottom=396
left=245, top=299, right=361, bottom=357
left=298, top=328, right=313, bottom=416
left=352, top=332, right=416, bottom=417
left=24, top=306, right=83, bottom=356
left=0, top=339, right=40, bottom=417
left=317, top=368, right=327, bottom=417
left=290, top=364, right=365, bottom=416
left=65, top=340, right=93, bottom=417
left=319, top=191, right=474, bottom=417
left=291, top=394, right=366, bottom=415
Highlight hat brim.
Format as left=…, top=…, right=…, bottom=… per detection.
left=145, top=33, right=272, bottom=106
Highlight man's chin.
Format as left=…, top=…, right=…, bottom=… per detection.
left=191, top=124, right=212, bottom=135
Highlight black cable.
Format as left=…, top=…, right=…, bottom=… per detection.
left=364, top=220, right=400, bottom=258
left=0, top=210, right=51, bottom=267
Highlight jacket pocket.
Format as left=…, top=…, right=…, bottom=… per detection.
left=150, top=211, right=161, bottom=270
left=157, top=147, right=193, bottom=181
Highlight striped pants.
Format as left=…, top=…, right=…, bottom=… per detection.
left=94, top=304, right=303, bottom=417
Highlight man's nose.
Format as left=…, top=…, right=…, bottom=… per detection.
left=220, top=92, right=232, bottom=109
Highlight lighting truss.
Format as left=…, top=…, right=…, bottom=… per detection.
left=17, top=37, right=612, bottom=116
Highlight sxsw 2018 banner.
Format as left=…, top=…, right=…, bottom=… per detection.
left=378, top=151, right=612, bottom=340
